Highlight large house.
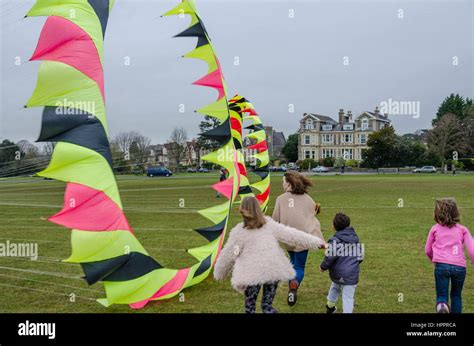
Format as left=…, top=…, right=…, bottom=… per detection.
left=298, top=107, right=391, bottom=161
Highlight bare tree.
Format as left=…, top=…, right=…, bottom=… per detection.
left=111, top=131, right=151, bottom=166
left=463, top=105, right=474, bottom=156
left=42, top=142, right=55, bottom=157
left=427, top=113, right=469, bottom=166
left=130, top=133, right=152, bottom=166
left=167, top=127, right=188, bottom=171
left=111, top=132, right=135, bottom=155
left=17, top=140, right=40, bottom=159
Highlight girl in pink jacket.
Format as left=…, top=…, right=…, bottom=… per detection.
left=214, top=197, right=326, bottom=313
left=425, top=198, right=474, bottom=313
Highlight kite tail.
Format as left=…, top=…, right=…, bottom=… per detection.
left=229, top=96, right=271, bottom=212
left=24, top=0, right=234, bottom=309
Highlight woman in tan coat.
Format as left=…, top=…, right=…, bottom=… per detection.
left=272, top=171, right=324, bottom=306
left=214, top=197, right=325, bottom=313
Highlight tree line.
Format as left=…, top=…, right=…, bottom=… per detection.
left=0, top=126, right=193, bottom=177
left=363, top=94, right=473, bottom=169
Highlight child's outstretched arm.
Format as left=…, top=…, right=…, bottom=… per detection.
left=425, top=227, right=436, bottom=260
left=320, top=239, right=338, bottom=271
left=463, top=226, right=474, bottom=264
left=270, top=219, right=326, bottom=250
left=214, top=227, right=242, bottom=281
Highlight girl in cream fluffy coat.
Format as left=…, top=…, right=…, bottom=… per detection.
left=214, top=196, right=326, bottom=313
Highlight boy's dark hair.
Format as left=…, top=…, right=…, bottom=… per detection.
left=333, top=212, right=350, bottom=231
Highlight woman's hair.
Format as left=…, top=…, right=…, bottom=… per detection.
left=284, top=171, right=313, bottom=195
left=434, top=198, right=460, bottom=228
left=240, top=197, right=266, bottom=230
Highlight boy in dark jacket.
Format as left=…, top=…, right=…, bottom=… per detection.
left=320, top=212, right=364, bottom=313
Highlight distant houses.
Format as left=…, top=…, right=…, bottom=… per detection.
left=298, top=107, right=391, bottom=161
left=147, top=140, right=211, bottom=167
left=146, top=127, right=286, bottom=168
left=264, top=126, right=286, bottom=159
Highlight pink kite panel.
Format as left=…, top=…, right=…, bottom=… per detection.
left=30, top=16, right=105, bottom=100
left=49, top=183, right=131, bottom=232
left=192, top=69, right=225, bottom=100
left=212, top=177, right=234, bottom=200
left=129, top=268, right=190, bottom=309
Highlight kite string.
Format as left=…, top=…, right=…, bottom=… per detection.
left=0, top=282, right=97, bottom=301
left=0, top=265, right=83, bottom=280
left=0, top=272, right=103, bottom=293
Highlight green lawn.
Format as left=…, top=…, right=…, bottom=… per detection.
left=0, top=173, right=472, bottom=313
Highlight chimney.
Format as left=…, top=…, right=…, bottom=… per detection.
left=384, top=112, right=389, bottom=119
left=374, top=106, right=380, bottom=115
left=338, top=109, right=345, bottom=124
left=347, top=110, right=353, bottom=122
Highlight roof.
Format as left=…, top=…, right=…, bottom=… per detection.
left=272, top=131, right=286, bottom=147
left=302, top=113, right=338, bottom=124
left=361, top=112, right=391, bottom=122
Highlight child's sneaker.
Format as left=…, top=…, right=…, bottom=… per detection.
left=436, top=302, right=450, bottom=313
left=263, top=307, right=278, bottom=314
left=287, top=279, right=299, bottom=306
left=326, top=305, right=337, bottom=314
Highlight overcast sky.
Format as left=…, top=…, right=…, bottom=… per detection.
left=1, top=0, right=472, bottom=145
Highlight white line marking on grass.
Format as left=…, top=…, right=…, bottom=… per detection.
left=0, top=202, right=203, bottom=213
left=0, top=283, right=97, bottom=301
left=0, top=266, right=83, bottom=280
left=0, top=226, right=63, bottom=229
left=0, top=183, right=212, bottom=194
left=0, top=273, right=102, bottom=293
left=0, top=202, right=62, bottom=208
left=123, top=208, right=199, bottom=214
left=120, top=185, right=211, bottom=192
left=0, top=237, right=65, bottom=244
left=0, top=238, right=191, bottom=254
left=0, top=184, right=65, bottom=192
left=0, top=226, right=194, bottom=232
left=0, top=256, right=74, bottom=265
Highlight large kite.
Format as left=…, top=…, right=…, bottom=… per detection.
left=24, top=0, right=239, bottom=309
left=25, top=0, right=269, bottom=308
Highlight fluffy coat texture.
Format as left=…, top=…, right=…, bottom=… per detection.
left=214, top=217, right=325, bottom=293
left=272, top=192, right=324, bottom=252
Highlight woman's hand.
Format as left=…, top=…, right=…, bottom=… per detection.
left=315, top=203, right=321, bottom=215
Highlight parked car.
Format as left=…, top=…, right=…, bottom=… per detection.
left=312, top=166, right=330, bottom=173
left=270, top=166, right=287, bottom=172
left=147, top=167, right=173, bottom=177
left=187, top=168, right=197, bottom=173
left=413, top=166, right=437, bottom=173
left=198, top=167, right=210, bottom=173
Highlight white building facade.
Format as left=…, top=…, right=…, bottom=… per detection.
left=298, top=108, right=391, bottom=162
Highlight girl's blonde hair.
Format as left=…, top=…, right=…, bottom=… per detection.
left=239, top=197, right=266, bottom=230
left=434, top=198, right=460, bottom=228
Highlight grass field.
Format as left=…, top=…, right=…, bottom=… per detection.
left=0, top=173, right=473, bottom=313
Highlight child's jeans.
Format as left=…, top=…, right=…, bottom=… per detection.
left=244, top=282, right=279, bottom=313
left=327, top=282, right=357, bottom=313
left=435, top=262, right=466, bottom=313
left=288, top=250, right=309, bottom=285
